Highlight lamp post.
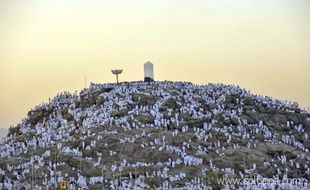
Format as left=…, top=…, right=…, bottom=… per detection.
left=111, top=69, right=123, bottom=84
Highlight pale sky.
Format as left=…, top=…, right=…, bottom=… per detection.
left=0, top=0, right=309, bottom=129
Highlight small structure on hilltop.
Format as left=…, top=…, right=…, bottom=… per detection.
left=144, top=61, right=154, bottom=82
left=111, top=69, right=123, bottom=84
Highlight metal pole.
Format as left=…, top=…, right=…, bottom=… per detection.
left=111, top=69, right=122, bottom=84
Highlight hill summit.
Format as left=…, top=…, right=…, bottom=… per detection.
left=1, top=81, right=310, bottom=189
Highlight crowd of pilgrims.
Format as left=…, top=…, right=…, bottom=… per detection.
left=0, top=81, right=309, bottom=189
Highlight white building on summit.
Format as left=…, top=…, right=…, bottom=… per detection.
left=144, top=61, right=154, bottom=82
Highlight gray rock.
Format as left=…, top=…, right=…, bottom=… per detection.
left=203, top=103, right=217, bottom=111
left=225, top=147, right=267, bottom=164
left=160, top=98, right=177, bottom=111
left=8, top=124, right=21, bottom=136
left=257, top=106, right=266, bottom=113
left=227, top=103, right=235, bottom=109
left=286, top=113, right=299, bottom=124
left=132, top=93, right=158, bottom=106
left=112, top=109, right=128, bottom=117
left=245, top=110, right=260, bottom=123
left=265, top=120, right=287, bottom=131
left=186, top=118, right=209, bottom=128
left=225, top=95, right=238, bottom=104
left=243, top=96, right=255, bottom=106
left=136, top=115, right=155, bottom=124
left=256, top=143, right=296, bottom=155
left=272, top=114, right=287, bottom=124
left=240, top=114, right=254, bottom=124
left=96, top=96, right=105, bottom=107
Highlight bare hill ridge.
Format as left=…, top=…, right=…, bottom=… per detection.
left=1, top=81, right=310, bottom=189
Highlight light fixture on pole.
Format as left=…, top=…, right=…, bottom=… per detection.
left=111, top=69, right=123, bottom=84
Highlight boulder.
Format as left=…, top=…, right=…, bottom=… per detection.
left=256, top=143, right=296, bottom=155
left=257, top=106, right=266, bottom=113
left=227, top=103, right=235, bottom=109
left=28, top=109, right=52, bottom=125
left=16, top=134, right=27, bottom=142
left=265, top=120, right=287, bottom=131
left=259, top=113, right=270, bottom=121
left=136, top=115, right=155, bottom=124
left=272, top=114, right=287, bottom=124
left=160, top=98, right=177, bottom=111
left=149, top=151, right=178, bottom=163
left=287, top=113, right=301, bottom=124
left=245, top=110, right=260, bottom=123
left=203, top=103, right=217, bottom=111
left=120, top=143, right=140, bottom=155
left=79, top=91, right=102, bottom=108
left=230, top=118, right=240, bottom=125
left=240, top=114, right=254, bottom=124
left=225, top=147, right=267, bottom=164
left=101, top=87, right=113, bottom=93
left=265, top=107, right=276, bottom=114
left=61, top=107, right=74, bottom=121
left=8, top=124, right=21, bottom=136
left=186, top=118, right=209, bottom=128
left=225, top=95, right=238, bottom=104
left=243, top=96, right=255, bottom=106
left=213, top=113, right=224, bottom=122
left=132, top=93, right=158, bottom=106
left=112, top=109, right=128, bottom=117
left=96, top=96, right=105, bottom=107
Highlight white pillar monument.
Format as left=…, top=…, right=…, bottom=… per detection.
left=144, top=61, right=154, bottom=82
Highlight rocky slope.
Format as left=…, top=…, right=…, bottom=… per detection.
left=1, top=81, right=310, bottom=189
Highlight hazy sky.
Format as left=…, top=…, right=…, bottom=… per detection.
left=0, top=0, right=309, bottom=128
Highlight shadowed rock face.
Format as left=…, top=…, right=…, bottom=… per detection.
left=136, top=115, right=155, bottom=124
left=132, top=93, right=159, bottom=106
left=160, top=98, right=178, bottom=111
left=1, top=81, right=310, bottom=189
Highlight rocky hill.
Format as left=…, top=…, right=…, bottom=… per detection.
left=1, top=81, right=310, bottom=189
